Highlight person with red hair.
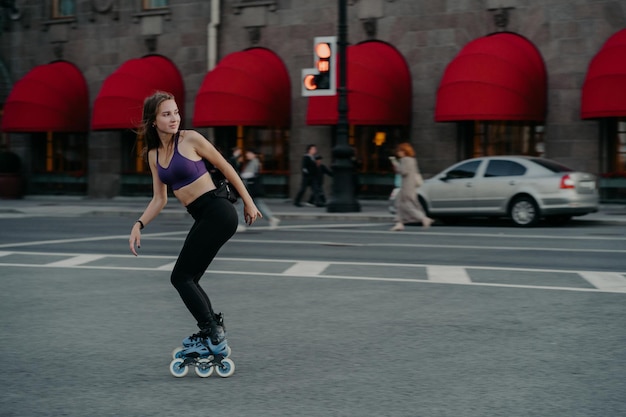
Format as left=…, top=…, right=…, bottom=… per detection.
left=389, top=142, right=434, bottom=231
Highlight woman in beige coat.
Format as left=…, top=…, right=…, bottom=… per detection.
left=390, top=142, right=434, bottom=231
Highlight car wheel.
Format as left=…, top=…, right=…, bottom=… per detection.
left=509, top=196, right=540, bottom=227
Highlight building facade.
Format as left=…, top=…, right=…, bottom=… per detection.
left=0, top=0, right=624, bottom=201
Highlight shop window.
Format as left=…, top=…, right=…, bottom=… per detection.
left=599, top=118, right=626, bottom=203
left=213, top=126, right=290, bottom=198
left=120, top=130, right=152, bottom=196
left=30, top=132, right=87, bottom=194
left=52, top=0, right=75, bottom=18
left=470, top=121, right=544, bottom=158
left=614, top=119, right=626, bottom=173
left=121, top=130, right=148, bottom=174
left=349, top=125, right=409, bottom=197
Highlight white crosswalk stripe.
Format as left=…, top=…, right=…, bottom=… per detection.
left=0, top=250, right=625, bottom=294
left=283, top=261, right=330, bottom=276
left=427, top=266, right=472, bottom=284
left=579, top=271, right=626, bottom=293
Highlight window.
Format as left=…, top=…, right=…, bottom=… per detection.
left=470, top=121, right=544, bottom=158
left=616, top=119, right=626, bottom=173
left=350, top=125, right=410, bottom=197
left=121, top=131, right=149, bottom=174
left=120, top=131, right=152, bottom=196
left=212, top=126, right=290, bottom=197
left=52, top=0, right=75, bottom=18
left=529, top=157, right=572, bottom=173
left=143, top=0, right=168, bottom=10
left=599, top=118, right=626, bottom=175
left=30, top=132, right=87, bottom=194
left=446, top=160, right=481, bottom=179
left=484, top=160, right=526, bottom=177
left=600, top=118, right=626, bottom=202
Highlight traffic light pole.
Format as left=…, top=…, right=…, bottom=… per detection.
left=327, top=0, right=361, bottom=213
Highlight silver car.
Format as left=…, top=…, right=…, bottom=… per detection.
left=389, top=156, right=599, bottom=226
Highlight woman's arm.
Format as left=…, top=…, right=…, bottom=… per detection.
left=398, top=157, right=417, bottom=177
left=129, top=149, right=168, bottom=256
left=389, top=156, right=400, bottom=172
left=188, top=131, right=261, bottom=224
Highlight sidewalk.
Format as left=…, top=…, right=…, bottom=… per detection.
left=0, top=195, right=625, bottom=223
left=0, top=196, right=395, bottom=222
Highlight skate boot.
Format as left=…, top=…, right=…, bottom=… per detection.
left=168, top=314, right=235, bottom=378
left=197, top=317, right=230, bottom=359
left=172, top=312, right=230, bottom=358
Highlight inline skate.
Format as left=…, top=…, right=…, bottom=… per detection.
left=171, top=313, right=232, bottom=359
left=169, top=313, right=235, bottom=378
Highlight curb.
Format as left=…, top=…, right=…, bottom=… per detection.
left=0, top=197, right=624, bottom=224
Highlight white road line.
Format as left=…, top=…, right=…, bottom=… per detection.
left=45, top=254, right=106, bottom=267
left=282, top=261, right=330, bottom=276
left=314, top=227, right=626, bottom=241
left=0, top=231, right=186, bottom=249
left=579, top=272, right=626, bottom=293
left=157, top=261, right=176, bottom=271
left=2, top=251, right=625, bottom=276
left=375, top=243, right=626, bottom=253
left=2, top=262, right=625, bottom=294
left=427, top=266, right=471, bottom=284
left=225, top=239, right=626, bottom=254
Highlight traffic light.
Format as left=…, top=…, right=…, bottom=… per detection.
left=302, top=36, right=337, bottom=97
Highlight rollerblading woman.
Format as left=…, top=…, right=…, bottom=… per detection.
left=128, top=91, right=261, bottom=378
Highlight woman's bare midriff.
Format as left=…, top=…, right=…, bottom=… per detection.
left=173, top=172, right=216, bottom=206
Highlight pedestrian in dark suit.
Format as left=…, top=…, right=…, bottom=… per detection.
left=294, top=144, right=320, bottom=207
left=308, top=155, right=333, bottom=206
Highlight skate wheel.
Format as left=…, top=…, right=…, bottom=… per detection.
left=215, top=358, right=235, bottom=378
left=171, top=346, right=185, bottom=359
left=223, top=345, right=232, bottom=358
left=194, top=358, right=214, bottom=378
left=169, top=358, right=189, bottom=378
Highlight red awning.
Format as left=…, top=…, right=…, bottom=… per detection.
left=1, top=61, right=89, bottom=133
left=306, top=41, right=411, bottom=126
left=581, top=29, right=626, bottom=119
left=193, top=48, right=291, bottom=127
left=92, top=55, right=185, bottom=130
left=435, top=32, right=547, bottom=122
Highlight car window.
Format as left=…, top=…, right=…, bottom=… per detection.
left=484, top=160, right=527, bottom=177
left=529, top=157, right=572, bottom=173
left=445, top=160, right=481, bottom=179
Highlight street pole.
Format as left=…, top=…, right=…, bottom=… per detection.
left=327, top=0, right=361, bottom=212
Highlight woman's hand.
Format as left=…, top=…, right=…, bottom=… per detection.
left=244, top=202, right=262, bottom=225
left=129, top=224, right=142, bottom=256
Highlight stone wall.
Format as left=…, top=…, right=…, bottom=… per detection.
left=1, top=0, right=624, bottom=197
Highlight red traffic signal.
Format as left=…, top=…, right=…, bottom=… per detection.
left=302, top=36, right=336, bottom=96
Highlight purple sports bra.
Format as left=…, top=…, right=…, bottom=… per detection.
left=157, top=132, right=208, bottom=190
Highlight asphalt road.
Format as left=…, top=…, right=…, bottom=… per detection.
left=1, top=213, right=625, bottom=417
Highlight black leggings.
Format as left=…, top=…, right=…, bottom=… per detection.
left=171, top=192, right=238, bottom=327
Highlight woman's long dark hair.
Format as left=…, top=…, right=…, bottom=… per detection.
left=139, top=91, right=176, bottom=152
